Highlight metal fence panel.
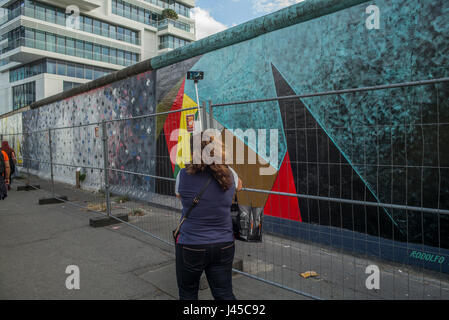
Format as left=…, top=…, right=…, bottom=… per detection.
left=1, top=78, right=449, bottom=300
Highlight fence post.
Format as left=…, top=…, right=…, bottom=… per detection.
left=208, top=100, right=214, bottom=130
left=25, top=132, right=30, bottom=187
left=102, top=121, right=111, bottom=217
left=48, top=129, right=55, bottom=197
left=202, top=101, right=208, bottom=130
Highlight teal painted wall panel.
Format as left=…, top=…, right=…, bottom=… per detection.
left=180, top=0, right=449, bottom=248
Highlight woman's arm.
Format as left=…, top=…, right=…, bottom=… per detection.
left=236, top=177, right=243, bottom=192
left=229, top=167, right=243, bottom=192
left=175, top=171, right=181, bottom=200
left=4, top=161, right=10, bottom=185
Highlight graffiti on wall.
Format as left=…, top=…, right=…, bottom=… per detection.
left=21, top=71, right=157, bottom=194
left=0, top=114, right=23, bottom=164
left=159, top=0, right=449, bottom=249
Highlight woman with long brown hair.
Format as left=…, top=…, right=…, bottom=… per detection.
left=174, top=131, right=242, bottom=300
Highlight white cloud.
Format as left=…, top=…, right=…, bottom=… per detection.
left=252, top=0, right=305, bottom=14
left=192, top=7, right=228, bottom=40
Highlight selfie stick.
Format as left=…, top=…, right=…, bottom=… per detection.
left=194, top=80, right=202, bottom=131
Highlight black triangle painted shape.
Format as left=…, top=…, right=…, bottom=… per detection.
left=155, top=129, right=175, bottom=196
left=271, top=63, right=400, bottom=240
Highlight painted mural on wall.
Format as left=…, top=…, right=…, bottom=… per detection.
left=21, top=71, right=157, bottom=194
left=0, top=0, right=448, bottom=259
left=0, top=113, right=23, bottom=164
left=164, top=0, right=449, bottom=250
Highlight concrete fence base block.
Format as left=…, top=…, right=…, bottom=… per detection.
left=17, top=185, right=40, bottom=191
left=38, top=196, right=68, bottom=205
left=89, top=214, right=129, bottom=228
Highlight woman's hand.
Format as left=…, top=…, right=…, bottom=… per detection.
left=237, top=178, right=243, bottom=192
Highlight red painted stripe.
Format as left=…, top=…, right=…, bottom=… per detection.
left=163, top=79, right=186, bottom=173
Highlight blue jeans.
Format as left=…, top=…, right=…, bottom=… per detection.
left=175, top=242, right=236, bottom=300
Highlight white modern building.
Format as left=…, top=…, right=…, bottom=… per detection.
left=0, top=0, right=196, bottom=114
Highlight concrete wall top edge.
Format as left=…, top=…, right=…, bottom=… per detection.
left=6, top=0, right=370, bottom=116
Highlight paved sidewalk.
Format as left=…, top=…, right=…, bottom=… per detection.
left=0, top=182, right=305, bottom=300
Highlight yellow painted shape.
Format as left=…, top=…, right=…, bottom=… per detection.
left=176, top=94, right=198, bottom=169
left=16, top=137, right=22, bottom=165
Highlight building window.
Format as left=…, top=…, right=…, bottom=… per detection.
left=67, top=63, right=76, bottom=78
left=35, top=2, right=45, bottom=20
left=75, top=40, right=84, bottom=58
left=56, top=10, right=65, bottom=26
left=159, top=35, right=190, bottom=50
left=56, top=36, right=65, bottom=54
left=75, top=64, right=84, bottom=78
left=47, top=59, right=56, bottom=74
left=110, top=48, right=117, bottom=65
left=117, top=50, right=124, bottom=66
left=12, top=81, right=36, bottom=110
left=102, top=47, right=109, bottom=63
left=9, top=58, right=115, bottom=84
left=94, top=67, right=103, bottom=80
left=63, top=81, right=83, bottom=91
left=5, top=0, right=140, bottom=45
left=109, top=25, right=116, bottom=39
left=85, top=66, right=93, bottom=80
left=101, top=22, right=109, bottom=38
left=112, top=0, right=160, bottom=28
left=93, top=44, right=101, bottom=61
left=45, top=4, right=55, bottom=24
left=117, top=27, right=124, bottom=41
left=84, top=17, right=93, bottom=33
left=66, top=38, right=75, bottom=56
left=35, top=30, right=45, bottom=50
left=84, top=43, right=93, bottom=60
left=4, top=26, right=140, bottom=67
left=46, top=33, right=55, bottom=52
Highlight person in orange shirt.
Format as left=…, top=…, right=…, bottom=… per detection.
left=1, top=141, right=15, bottom=190
left=1, top=150, right=10, bottom=180
left=0, top=150, right=10, bottom=199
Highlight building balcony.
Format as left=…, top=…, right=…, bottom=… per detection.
left=177, top=0, right=194, bottom=7
left=1, top=37, right=137, bottom=68
left=0, top=57, right=20, bottom=72
left=0, top=56, right=9, bottom=66
left=157, top=18, right=193, bottom=33
left=39, top=0, right=101, bottom=12
left=1, top=6, right=141, bottom=46
left=141, top=0, right=194, bottom=18
left=157, top=19, right=195, bottom=41
left=0, top=13, right=7, bottom=26
left=158, top=40, right=190, bottom=50
left=0, top=5, right=21, bottom=27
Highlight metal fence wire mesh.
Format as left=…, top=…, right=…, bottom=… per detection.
left=1, top=78, right=449, bottom=300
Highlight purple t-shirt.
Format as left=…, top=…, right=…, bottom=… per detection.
left=175, top=167, right=237, bottom=245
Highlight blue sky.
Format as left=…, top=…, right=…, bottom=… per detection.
left=193, top=0, right=305, bottom=39
left=195, top=0, right=258, bottom=27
